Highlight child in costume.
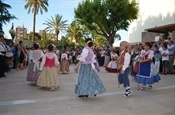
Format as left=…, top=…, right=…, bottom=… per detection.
left=117, top=41, right=131, bottom=97
left=60, top=49, right=69, bottom=74
left=37, top=44, right=60, bottom=91
left=135, top=42, right=161, bottom=90
left=106, top=50, right=118, bottom=73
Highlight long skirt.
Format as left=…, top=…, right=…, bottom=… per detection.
left=75, top=64, right=106, bottom=96
left=60, top=59, right=69, bottom=73
left=37, top=67, right=59, bottom=88
left=26, top=62, right=41, bottom=82
left=103, top=56, right=110, bottom=67
left=135, top=62, right=161, bottom=85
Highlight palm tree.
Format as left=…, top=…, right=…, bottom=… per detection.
left=43, top=14, right=68, bottom=42
left=67, top=21, right=85, bottom=48
left=24, top=0, right=48, bottom=42
left=0, top=0, right=16, bottom=34
left=115, top=33, right=121, bottom=40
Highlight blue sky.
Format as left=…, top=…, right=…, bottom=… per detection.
left=3, top=0, right=128, bottom=46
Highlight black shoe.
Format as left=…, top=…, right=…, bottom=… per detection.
left=124, top=91, right=131, bottom=97
left=78, top=95, right=84, bottom=97
left=94, top=94, right=96, bottom=97
left=148, top=85, right=152, bottom=89
left=78, top=95, right=88, bottom=98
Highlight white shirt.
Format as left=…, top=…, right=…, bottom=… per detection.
left=61, top=53, right=68, bottom=60
left=0, top=42, right=6, bottom=55
left=161, top=49, right=169, bottom=61
left=120, top=51, right=131, bottom=71
left=167, top=44, right=175, bottom=55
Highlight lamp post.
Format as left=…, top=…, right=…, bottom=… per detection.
left=9, top=23, right=16, bottom=42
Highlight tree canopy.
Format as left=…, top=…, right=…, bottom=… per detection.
left=24, top=0, right=48, bottom=42
left=43, top=14, right=68, bottom=42
left=0, top=0, right=16, bottom=35
left=74, top=0, right=139, bottom=47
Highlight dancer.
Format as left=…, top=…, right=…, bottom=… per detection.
left=106, top=50, right=118, bottom=73
left=60, top=49, right=69, bottom=74
left=37, top=44, right=59, bottom=91
left=117, top=41, right=131, bottom=97
left=135, top=42, right=161, bottom=90
left=74, top=38, right=106, bottom=97
left=27, top=43, right=43, bottom=83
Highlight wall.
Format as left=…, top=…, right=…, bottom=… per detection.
left=128, top=0, right=175, bottom=43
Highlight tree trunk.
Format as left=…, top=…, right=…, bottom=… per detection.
left=107, top=35, right=114, bottom=49
left=32, top=10, right=36, bottom=43
left=56, top=31, right=59, bottom=42
left=56, top=34, right=58, bottom=42
left=74, top=37, right=77, bottom=49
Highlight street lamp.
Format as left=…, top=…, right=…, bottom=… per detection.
left=9, top=23, right=16, bottom=42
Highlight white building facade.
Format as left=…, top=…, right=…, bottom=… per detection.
left=128, top=0, right=175, bottom=43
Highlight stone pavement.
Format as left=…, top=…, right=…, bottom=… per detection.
left=0, top=65, right=175, bottom=115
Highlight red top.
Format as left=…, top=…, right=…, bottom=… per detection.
left=44, top=56, right=55, bottom=68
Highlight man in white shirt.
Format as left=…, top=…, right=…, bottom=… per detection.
left=0, top=35, right=7, bottom=78
left=167, top=40, right=175, bottom=74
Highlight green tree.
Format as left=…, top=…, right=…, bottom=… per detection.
left=43, top=14, right=68, bottom=42
left=67, top=21, right=85, bottom=48
left=0, top=0, right=16, bottom=34
left=24, top=0, right=48, bottom=42
left=35, top=31, right=55, bottom=48
left=75, top=0, right=138, bottom=47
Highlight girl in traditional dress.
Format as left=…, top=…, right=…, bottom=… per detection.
left=74, top=38, right=106, bottom=97
left=105, top=50, right=118, bottom=73
left=37, top=44, right=59, bottom=91
left=135, top=42, right=161, bottom=90
left=27, top=43, right=43, bottom=83
left=60, top=49, right=69, bottom=74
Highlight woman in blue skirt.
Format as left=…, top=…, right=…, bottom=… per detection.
left=74, top=38, right=106, bottom=97
left=135, top=42, right=161, bottom=90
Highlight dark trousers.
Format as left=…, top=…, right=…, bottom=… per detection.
left=118, top=68, right=130, bottom=88
left=0, top=54, right=6, bottom=77
left=72, top=56, right=76, bottom=64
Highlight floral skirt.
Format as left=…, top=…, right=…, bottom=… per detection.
left=37, top=67, right=59, bottom=88
left=27, top=62, right=41, bottom=82
left=75, top=64, right=106, bottom=96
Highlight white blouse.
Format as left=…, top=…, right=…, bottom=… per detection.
left=61, top=53, right=68, bottom=60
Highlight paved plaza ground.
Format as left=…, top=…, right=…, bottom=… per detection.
left=0, top=65, right=175, bottom=115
